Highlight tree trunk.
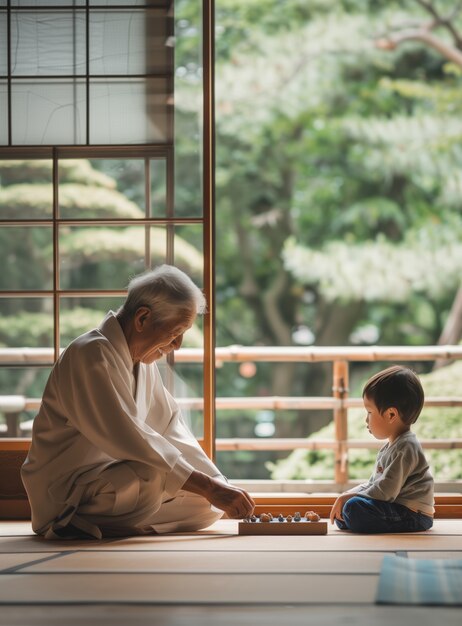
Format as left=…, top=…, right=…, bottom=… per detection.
left=434, top=285, right=462, bottom=369
left=300, top=299, right=365, bottom=433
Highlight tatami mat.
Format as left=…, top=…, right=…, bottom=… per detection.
left=0, top=537, right=120, bottom=553
left=105, top=533, right=462, bottom=552
left=0, top=553, right=57, bottom=572
left=22, top=550, right=387, bottom=574
left=0, top=572, right=378, bottom=604
left=1, top=533, right=461, bottom=554
left=1, top=522, right=462, bottom=556
left=0, top=519, right=461, bottom=609
left=0, top=604, right=462, bottom=626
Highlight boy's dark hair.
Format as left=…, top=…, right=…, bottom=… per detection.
left=362, top=365, right=424, bottom=425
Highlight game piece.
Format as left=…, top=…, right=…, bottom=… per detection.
left=250, top=514, right=257, bottom=522
left=239, top=512, right=327, bottom=535
left=305, top=510, right=320, bottom=522
left=294, top=512, right=301, bottom=521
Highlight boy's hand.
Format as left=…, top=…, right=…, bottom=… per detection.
left=330, top=493, right=355, bottom=524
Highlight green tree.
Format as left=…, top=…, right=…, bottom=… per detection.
left=271, top=359, right=462, bottom=481
left=207, top=0, right=462, bottom=476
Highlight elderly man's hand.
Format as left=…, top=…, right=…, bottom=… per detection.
left=208, top=479, right=255, bottom=519
left=183, top=471, right=255, bottom=519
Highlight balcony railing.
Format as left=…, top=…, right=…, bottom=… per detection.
left=1, top=345, right=462, bottom=486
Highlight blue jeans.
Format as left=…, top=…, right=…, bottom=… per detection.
left=335, top=496, right=433, bottom=534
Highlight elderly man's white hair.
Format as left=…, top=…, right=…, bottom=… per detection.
left=119, top=265, right=206, bottom=326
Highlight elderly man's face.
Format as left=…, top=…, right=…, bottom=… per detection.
left=133, top=308, right=194, bottom=364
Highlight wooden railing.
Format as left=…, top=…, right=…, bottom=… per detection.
left=1, top=345, right=462, bottom=485
left=210, top=346, right=462, bottom=484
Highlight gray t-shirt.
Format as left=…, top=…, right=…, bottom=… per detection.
left=349, top=430, right=434, bottom=516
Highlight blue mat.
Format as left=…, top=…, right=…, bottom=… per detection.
left=376, top=555, right=462, bottom=605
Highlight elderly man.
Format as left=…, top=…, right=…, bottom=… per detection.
left=22, top=265, right=254, bottom=539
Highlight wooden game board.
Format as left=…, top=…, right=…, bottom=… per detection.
left=238, top=517, right=328, bottom=535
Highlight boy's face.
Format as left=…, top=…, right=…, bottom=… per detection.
left=363, top=395, right=391, bottom=440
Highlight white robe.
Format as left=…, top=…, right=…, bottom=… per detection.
left=21, top=312, right=222, bottom=539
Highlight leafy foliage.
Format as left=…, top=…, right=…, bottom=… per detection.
left=270, top=360, right=462, bottom=481
left=209, top=0, right=462, bottom=478
left=0, top=159, right=115, bottom=188
left=283, top=225, right=462, bottom=303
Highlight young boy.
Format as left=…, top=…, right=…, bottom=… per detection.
left=330, top=365, right=434, bottom=533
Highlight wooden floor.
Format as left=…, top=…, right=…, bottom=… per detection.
left=0, top=519, right=461, bottom=625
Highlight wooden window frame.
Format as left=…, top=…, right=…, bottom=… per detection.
left=0, top=1, right=216, bottom=517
